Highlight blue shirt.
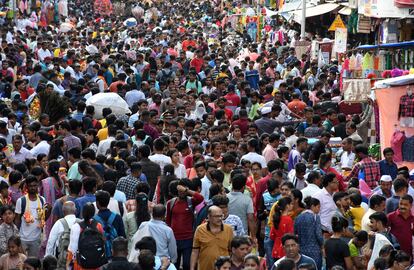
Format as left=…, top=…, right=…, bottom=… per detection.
left=139, top=219, right=177, bottom=262
left=378, top=159, right=398, bottom=180
left=386, top=195, right=400, bottom=214
left=75, top=193, right=96, bottom=218
left=114, top=190, right=127, bottom=203
left=245, top=69, right=260, bottom=90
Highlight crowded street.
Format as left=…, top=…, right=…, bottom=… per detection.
left=0, top=0, right=414, bottom=269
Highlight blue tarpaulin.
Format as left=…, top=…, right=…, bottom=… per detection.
left=357, top=40, right=414, bottom=50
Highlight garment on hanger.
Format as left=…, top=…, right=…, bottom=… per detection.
left=398, top=94, right=414, bottom=118
left=402, top=136, right=414, bottom=162
left=390, top=130, right=406, bottom=162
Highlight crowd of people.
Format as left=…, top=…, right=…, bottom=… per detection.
left=0, top=0, right=414, bottom=269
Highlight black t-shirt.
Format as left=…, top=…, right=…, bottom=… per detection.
left=304, top=140, right=326, bottom=163
left=324, top=238, right=350, bottom=269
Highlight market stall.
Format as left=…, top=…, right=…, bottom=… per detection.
left=374, top=74, right=414, bottom=169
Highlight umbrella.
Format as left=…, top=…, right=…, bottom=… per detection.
left=123, top=17, right=137, bottom=27
left=86, top=93, right=131, bottom=119
left=59, top=22, right=74, bottom=33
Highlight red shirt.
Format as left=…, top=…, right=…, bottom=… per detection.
left=388, top=210, right=414, bottom=256
left=270, top=215, right=294, bottom=258
left=182, top=40, right=197, bottom=51
left=255, top=174, right=272, bottom=212
left=166, top=193, right=204, bottom=240
left=232, top=118, right=249, bottom=137
left=224, top=93, right=241, bottom=108
left=190, top=57, right=204, bottom=73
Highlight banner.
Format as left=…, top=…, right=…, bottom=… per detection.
left=334, top=28, right=347, bottom=53
left=342, top=79, right=371, bottom=101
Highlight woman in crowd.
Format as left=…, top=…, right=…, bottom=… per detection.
left=294, top=197, right=323, bottom=270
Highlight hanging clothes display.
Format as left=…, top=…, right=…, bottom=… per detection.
left=398, top=93, right=414, bottom=127
left=362, top=52, right=374, bottom=77
left=402, top=136, right=414, bottom=162
left=390, top=130, right=406, bottom=162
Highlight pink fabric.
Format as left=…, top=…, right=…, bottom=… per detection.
left=359, top=179, right=372, bottom=198
left=390, top=130, right=406, bottom=162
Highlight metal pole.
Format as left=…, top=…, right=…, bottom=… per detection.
left=12, top=0, right=16, bottom=24
left=300, top=0, right=306, bottom=39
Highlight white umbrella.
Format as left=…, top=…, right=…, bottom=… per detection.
left=86, top=93, right=131, bottom=119
left=123, top=17, right=137, bottom=27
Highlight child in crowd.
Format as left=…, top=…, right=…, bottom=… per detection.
left=0, top=236, right=27, bottom=270
left=349, top=193, right=365, bottom=231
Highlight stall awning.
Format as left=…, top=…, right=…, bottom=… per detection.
left=357, top=40, right=414, bottom=50
left=292, top=3, right=340, bottom=22
left=338, top=6, right=352, bottom=15
left=374, top=74, right=414, bottom=88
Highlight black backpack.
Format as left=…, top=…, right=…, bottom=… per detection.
left=77, top=220, right=108, bottom=268
left=159, top=69, right=173, bottom=84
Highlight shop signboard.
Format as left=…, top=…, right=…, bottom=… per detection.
left=334, top=28, right=347, bottom=53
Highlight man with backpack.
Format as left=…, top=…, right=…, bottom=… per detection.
left=166, top=180, right=204, bottom=270
left=45, top=201, right=77, bottom=268
left=184, top=71, right=202, bottom=93
left=93, top=190, right=126, bottom=259
left=15, top=175, right=51, bottom=257
left=157, top=62, right=176, bottom=85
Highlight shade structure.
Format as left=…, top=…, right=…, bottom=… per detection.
left=292, top=3, right=340, bottom=22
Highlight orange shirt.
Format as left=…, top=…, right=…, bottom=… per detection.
left=287, top=99, right=307, bottom=117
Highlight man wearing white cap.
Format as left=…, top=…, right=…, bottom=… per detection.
left=254, top=105, right=298, bottom=136
left=372, top=175, right=393, bottom=199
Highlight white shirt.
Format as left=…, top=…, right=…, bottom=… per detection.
left=340, top=151, right=356, bottom=170
left=37, top=48, right=52, bottom=61
left=312, top=188, right=336, bottom=232
left=241, top=152, right=267, bottom=168
left=174, top=164, right=187, bottom=179
left=10, top=147, right=33, bottom=164
left=15, top=195, right=46, bottom=241
left=285, top=135, right=298, bottom=150
left=46, top=214, right=77, bottom=256
left=301, top=183, right=321, bottom=203
left=0, top=128, right=16, bottom=144
left=30, top=140, right=50, bottom=157
left=361, top=208, right=376, bottom=233
left=149, top=154, right=172, bottom=173
left=97, top=137, right=115, bottom=156
left=201, top=176, right=212, bottom=202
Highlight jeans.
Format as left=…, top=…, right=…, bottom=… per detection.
left=175, top=239, right=193, bottom=270
left=22, top=239, right=41, bottom=258
left=264, top=236, right=274, bottom=270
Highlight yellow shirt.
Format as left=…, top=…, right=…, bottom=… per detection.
left=97, top=127, right=108, bottom=141
left=349, top=206, right=365, bottom=231
left=193, top=223, right=233, bottom=270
